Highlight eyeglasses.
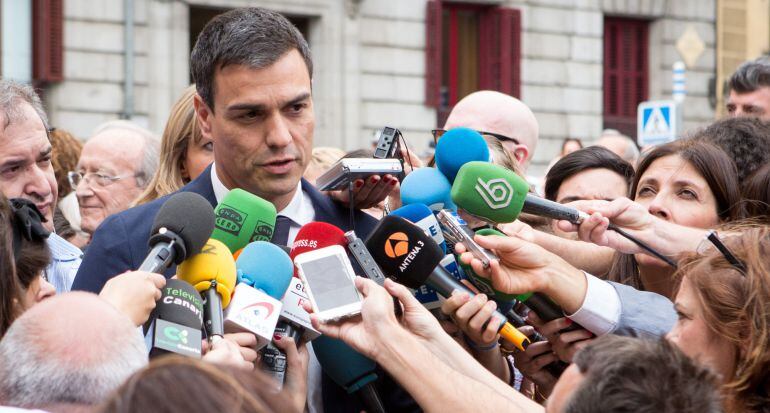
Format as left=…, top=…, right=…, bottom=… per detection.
left=696, top=230, right=747, bottom=274
left=431, top=129, right=521, bottom=146
left=67, top=171, right=137, bottom=190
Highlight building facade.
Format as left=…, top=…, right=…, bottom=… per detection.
left=2, top=0, right=766, bottom=173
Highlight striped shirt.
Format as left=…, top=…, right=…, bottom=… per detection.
left=44, top=233, right=82, bottom=293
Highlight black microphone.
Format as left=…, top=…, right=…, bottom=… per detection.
left=144, top=279, right=204, bottom=358
left=522, top=193, right=588, bottom=224
left=139, top=192, right=215, bottom=273
left=365, top=215, right=531, bottom=351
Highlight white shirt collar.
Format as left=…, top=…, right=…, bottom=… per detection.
left=210, top=164, right=230, bottom=204
left=210, top=164, right=314, bottom=238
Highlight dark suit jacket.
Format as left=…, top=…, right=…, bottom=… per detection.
left=73, top=165, right=421, bottom=412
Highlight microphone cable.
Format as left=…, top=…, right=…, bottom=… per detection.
left=607, top=223, right=678, bottom=268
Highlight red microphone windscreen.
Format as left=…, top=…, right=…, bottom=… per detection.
left=289, top=222, right=347, bottom=276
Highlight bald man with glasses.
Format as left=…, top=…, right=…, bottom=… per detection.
left=440, top=90, right=540, bottom=171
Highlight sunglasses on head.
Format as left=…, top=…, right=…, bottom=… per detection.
left=431, top=129, right=520, bottom=146
left=697, top=230, right=746, bottom=274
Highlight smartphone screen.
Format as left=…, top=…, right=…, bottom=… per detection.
left=299, top=254, right=360, bottom=311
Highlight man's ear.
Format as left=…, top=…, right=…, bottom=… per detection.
left=193, top=94, right=215, bottom=142
left=513, top=145, right=530, bottom=164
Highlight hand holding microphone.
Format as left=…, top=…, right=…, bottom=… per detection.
left=555, top=197, right=706, bottom=262
left=440, top=289, right=503, bottom=350
left=201, top=333, right=257, bottom=371
left=270, top=334, right=309, bottom=412
left=452, top=162, right=678, bottom=267
left=528, top=312, right=594, bottom=364
left=508, top=333, right=559, bottom=396
left=454, top=233, right=587, bottom=316
left=308, top=276, right=448, bottom=360
left=365, top=215, right=531, bottom=351
left=99, top=270, right=166, bottom=326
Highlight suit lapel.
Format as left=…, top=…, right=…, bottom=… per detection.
left=301, top=178, right=350, bottom=229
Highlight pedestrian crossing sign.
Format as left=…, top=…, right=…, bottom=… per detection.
left=637, top=100, right=680, bottom=147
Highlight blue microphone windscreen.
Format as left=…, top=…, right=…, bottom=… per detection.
left=390, top=203, right=432, bottom=222
left=390, top=203, right=447, bottom=253
left=435, top=127, right=489, bottom=182
left=400, top=167, right=456, bottom=212
left=235, top=241, right=294, bottom=299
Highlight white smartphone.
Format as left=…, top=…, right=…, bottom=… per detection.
left=293, top=245, right=363, bottom=322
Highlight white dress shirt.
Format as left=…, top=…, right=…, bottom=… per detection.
left=566, top=272, right=622, bottom=336
left=210, top=165, right=324, bottom=413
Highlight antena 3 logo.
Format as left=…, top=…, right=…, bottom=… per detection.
left=475, top=178, right=513, bottom=210
left=383, top=232, right=425, bottom=273
left=385, top=232, right=410, bottom=258
left=215, top=206, right=247, bottom=236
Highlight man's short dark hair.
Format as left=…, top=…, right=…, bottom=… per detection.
left=564, top=335, right=722, bottom=413
left=694, top=117, right=770, bottom=182
left=544, top=146, right=634, bottom=202
left=190, top=7, right=313, bottom=111
left=728, top=57, right=770, bottom=94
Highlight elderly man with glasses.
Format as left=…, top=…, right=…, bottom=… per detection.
left=437, top=90, right=540, bottom=171
left=72, top=121, right=159, bottom=242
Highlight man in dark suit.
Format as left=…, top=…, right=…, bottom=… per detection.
left=73, top=7, right=416, bottom=413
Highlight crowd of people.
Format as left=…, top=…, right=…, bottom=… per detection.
left=0, top=6, right=769, bottom=413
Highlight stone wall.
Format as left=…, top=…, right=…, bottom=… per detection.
left=41, top=0, right=716, bottom=174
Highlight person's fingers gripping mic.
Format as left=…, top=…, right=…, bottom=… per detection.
left=211, top=188, right=278, bottom=253
left=400, top=167, right=456, bottom=212
left=177, top=238, right=237, bottom=340
left=434, top=127, right=490, bottom=182
left=100, top=270, right=167, bottom=326
left=458, top=228, right=518, bottom=303
left=365, top=215, right=530, bottom=351
left=509, top=332, right=559, bottom=393
left=202, top=336, right=255, bottom=371
left=441, top=290, right=501, bottom=347
left=140, top=192, right=215, bottom=274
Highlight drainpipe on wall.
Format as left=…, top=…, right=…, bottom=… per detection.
left=122, top=0, right=134, bottom=119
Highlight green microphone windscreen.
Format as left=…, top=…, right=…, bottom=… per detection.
left=211, top=189, right=277, bottom=253
left=451, top=162, right=529, bottom=224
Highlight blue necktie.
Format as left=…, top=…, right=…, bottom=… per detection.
left=270, top=215, right=294, bottom=247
